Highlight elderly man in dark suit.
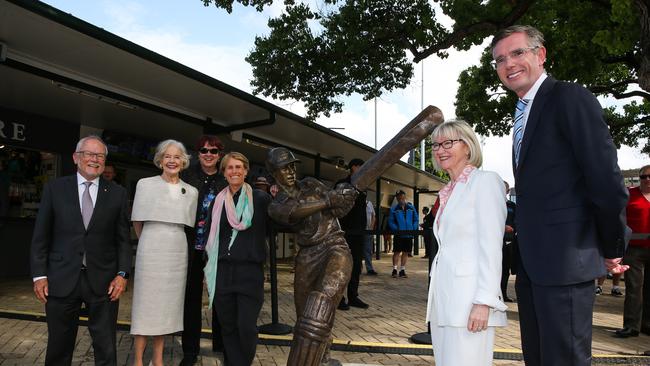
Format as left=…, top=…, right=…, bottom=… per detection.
left=31, top=135, right=131, bottom=366
left=491, top=25, right=628, bottom=366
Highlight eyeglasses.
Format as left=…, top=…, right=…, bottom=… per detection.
left=640, top=175, right=650, bottom=180
left=491, top=46, right=540, bottom=69
left=76, top=151, right=106, bottom=161
left=199, top=148, right=221, bottom=155
left=432, top=139, right=462, bottom=151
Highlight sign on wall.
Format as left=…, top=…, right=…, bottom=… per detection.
left=0, top=107, right=80, bottom=153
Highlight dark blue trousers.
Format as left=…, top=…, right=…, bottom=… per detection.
left=515, top=260, right=594, bottom=366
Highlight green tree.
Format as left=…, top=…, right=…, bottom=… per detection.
left=202, top=0, right=650, bottom=152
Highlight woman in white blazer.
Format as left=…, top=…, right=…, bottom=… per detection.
left=425, top=120, right=508, bottom=366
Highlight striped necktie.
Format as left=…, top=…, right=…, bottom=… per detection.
left=513, top=98, right=529, bottom=166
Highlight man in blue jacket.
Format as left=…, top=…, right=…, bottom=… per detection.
left=388, top=190, right=419, bottom=278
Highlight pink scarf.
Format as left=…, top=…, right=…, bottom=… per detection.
left=204, top=183, right=254, bottom=308
left=437, top=165, right=476, bottom=227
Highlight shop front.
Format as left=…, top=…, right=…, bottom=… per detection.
left=0, top=107, right=80, bottom=278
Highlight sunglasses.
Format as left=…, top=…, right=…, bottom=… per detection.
left=199, top=148, right=221, bottom=155
left=640, top=175, right=650, bottom=180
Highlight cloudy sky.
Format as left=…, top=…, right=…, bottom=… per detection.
left=43, top=0, right=650, bottom=185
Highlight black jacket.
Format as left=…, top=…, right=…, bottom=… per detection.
left=30, top=175, right=131, bottom=297
left=335, top=176, right=366, bottom=233
left=217, top=189, right=271, bottom=264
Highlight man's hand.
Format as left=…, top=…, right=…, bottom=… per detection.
left=505, top=225, right=514, bottom=233
left=108, top=276, right=127, bottom=301
left=604, top=258, right=629, bottom=275
left=33, top=278, right=48, bottom=304
left=467, top=304, right=490, bottom=333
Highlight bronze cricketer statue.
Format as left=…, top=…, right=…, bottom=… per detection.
left=267, top=106, right=444, bottom=366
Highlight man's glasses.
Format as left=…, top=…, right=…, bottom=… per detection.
left=76, top=151, right=106, bottom=161
left=199, top=148, right=221, bottom=155
left=432, top=139, right=462, bottom=151
left=491, top=46, right=539, bottom=69
left=640, top=174, right=650, bottom=180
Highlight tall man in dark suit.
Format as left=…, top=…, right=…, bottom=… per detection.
left=491, top=25, right=629, bottom=366
left=31, top=135, right=131, bottom=366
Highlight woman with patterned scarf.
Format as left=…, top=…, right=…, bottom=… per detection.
left=425, top=120, right=508, bottom=366
left=204, top=152, right=271, bottom=365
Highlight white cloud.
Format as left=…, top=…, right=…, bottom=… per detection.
left=103, top=1, right=145, bottom=29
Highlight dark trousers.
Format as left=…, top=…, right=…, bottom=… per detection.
left=423, top=230, right=432, bottom=257
left=623, top=246, right=650, bottom=331
left=214, top=261, right=264, bottom=366
left=515, top=260, right=594, bottom=366
left=182, top=249, right=224, bottom=357
left=45, top=270, right=118, bottom=366
left=345, top=234, right=364, bottom=300
left=500, top=242, right=512, bottom=298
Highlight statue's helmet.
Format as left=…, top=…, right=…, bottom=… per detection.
left=266, top=147, right=300, bottom=172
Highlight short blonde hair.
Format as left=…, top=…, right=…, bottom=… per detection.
left=153, top=139, right=190, bottom=170
left=220, top=152, right=250, bottom=172
left=430, top=120, right=483, bottom=170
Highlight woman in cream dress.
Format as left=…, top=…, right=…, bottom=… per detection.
left=130, top=140, right=198, bottom=366
left=425, top=120, right=508, bottom=366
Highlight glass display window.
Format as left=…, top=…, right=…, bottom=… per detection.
left=0, top=145, right=59, bottom=218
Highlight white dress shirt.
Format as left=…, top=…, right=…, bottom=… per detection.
left=515, top=72, right=548, bottom=138
left=77, top=172, right=99, bottom=209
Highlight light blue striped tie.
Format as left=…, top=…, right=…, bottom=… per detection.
left=513, top=98, right=529, bottom=166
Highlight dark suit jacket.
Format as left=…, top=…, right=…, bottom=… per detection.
left=514, top=76, right=628, bottom=286
left=30, top=175, right=131, bottom=297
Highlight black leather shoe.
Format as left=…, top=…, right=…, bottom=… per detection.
left=337, top=298, right=350, bottom=311
left=614, top=327, right=639, bottom=338
left=348, top=297, right=369, bottom=309
left=179, top=355, right=198, bottom=366
left=367, top=270, right=378, bottom=275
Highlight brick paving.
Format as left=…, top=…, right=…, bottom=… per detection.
left=0, top=253, right=648, bottom=365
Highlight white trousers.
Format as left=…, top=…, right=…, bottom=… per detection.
left=432, top=326, right=495, bottom=366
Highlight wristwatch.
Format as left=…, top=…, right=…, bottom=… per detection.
left=117, top=271, right=129, bottom=279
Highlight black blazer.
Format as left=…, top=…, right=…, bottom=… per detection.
left=217, top=189, right=271, bottom=264
left=30, top=175, right=131, bottom=297
left=513, top=76, right=628, bottom=286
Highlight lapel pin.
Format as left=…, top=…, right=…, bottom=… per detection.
left=181, top=188, right=186, bottom=194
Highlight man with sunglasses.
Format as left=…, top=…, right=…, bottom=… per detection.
left=615, top=165, right=650, bottom=338
left=179, top=135, right=227, bottom=366
left=492, top=25, right=628, bottom=366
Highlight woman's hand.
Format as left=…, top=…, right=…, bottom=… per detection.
left=467, top=304, right=490, bottom=333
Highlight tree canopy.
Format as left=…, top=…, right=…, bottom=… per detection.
left=202, top=0, right=650, bottom=153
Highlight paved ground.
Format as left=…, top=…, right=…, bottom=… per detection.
left=1, top=253, right=648, bottom=365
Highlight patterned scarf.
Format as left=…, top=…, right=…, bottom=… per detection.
left=204, top=183, right=254, bottom=308
left=437, top=165, right=476, bottom=227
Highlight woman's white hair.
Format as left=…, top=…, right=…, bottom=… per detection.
left=153, top=139, right=190, bottom=170
left=430, top=119, right=483, bottom=170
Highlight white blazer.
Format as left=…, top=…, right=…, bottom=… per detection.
left=426, top=169, right=508, bottom=327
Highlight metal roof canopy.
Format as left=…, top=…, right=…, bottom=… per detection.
left=0, top=0, right=445, bottom=192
